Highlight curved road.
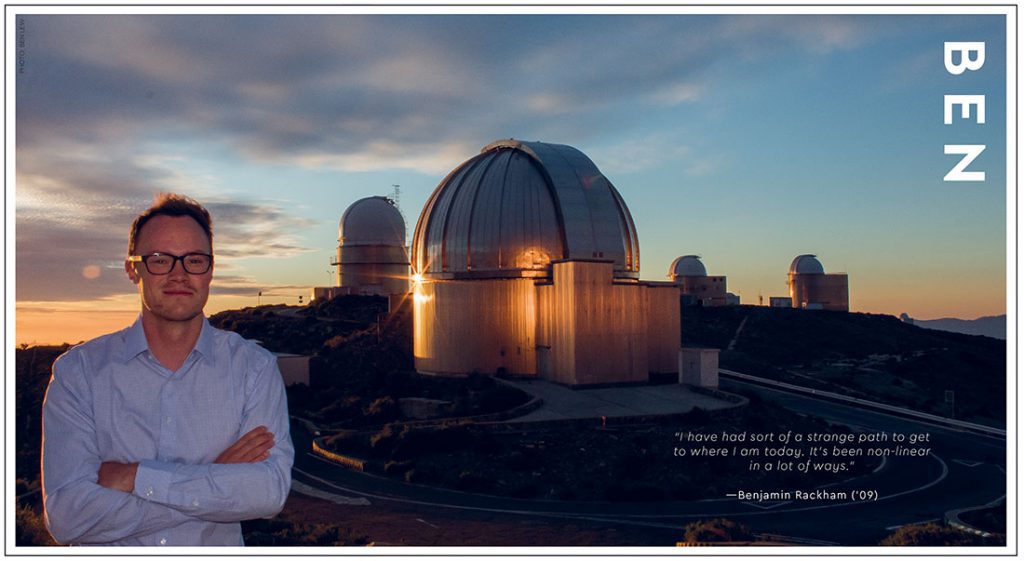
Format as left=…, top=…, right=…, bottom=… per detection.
left=291, top=379, right=1006, bottom=545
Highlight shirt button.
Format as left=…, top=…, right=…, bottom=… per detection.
left=165, top=416, right=172, bottom=424
left=191, top=498, right=199, bottom=507
left=159, top=538, right=167, bottom=545
left=146, top=486, right=154, bottom=497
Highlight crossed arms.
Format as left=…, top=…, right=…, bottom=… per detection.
left=41, top=350, right=294, bottom=545
left=96, top=426, right=276, bottom=492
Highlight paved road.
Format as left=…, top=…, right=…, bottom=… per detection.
left=291, top=379, right=1006, bottom=546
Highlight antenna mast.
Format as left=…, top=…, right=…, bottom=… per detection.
left=391, top=184, right=401, bottom=209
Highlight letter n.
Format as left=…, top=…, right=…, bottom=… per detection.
left=943, top=145, right=986, bottom=181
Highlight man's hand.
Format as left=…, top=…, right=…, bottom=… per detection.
left=98, top=461, right=139, bottom=493
left=214, top=426, right=275, bottom=464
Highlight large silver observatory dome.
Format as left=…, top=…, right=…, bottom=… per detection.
left=340, top=196, right=406, bottom=246
left=411, top=139, right=640, bottom=279
left=789, top=254, right=825, bottom=275
left=670, top=255, right=707, bottom=278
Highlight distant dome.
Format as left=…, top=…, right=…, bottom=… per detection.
left=411, top=139, right=639, bottom=278
left=789, top=254, right=825, bottom=275
left=670, top=255, right=707, bottom=278
left=340, top=196, right=405, bottom=246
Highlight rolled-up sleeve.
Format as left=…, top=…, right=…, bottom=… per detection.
left=132, top=355, right=293, bottom=522
left=41, top=351, right=193, bottom=545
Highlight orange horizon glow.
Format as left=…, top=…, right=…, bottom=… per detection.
left=15, top=293, right=303, bottom=347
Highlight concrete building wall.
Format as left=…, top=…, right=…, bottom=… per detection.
left=413, top=260, right=678, bottom=386
left=276, top=355, right=311, bottom=387
left=312, top=286, right=344, bottom=302
left=535, top=261, right=648, bottom=386
left=413, top=278, right=538, bottom=376
left=679, top=348, right=719, bottom=388
left=769, top=296, right=792, bottom=308
left=678, top=275, right=728, bottom=306
left=337, top=244, right=410, bottom=296
left=789, top=273, right=849, bottom=311
left=645, top=282, right=681, bottom=375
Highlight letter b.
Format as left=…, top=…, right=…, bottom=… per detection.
left=944, top=42, right=985, bottom=75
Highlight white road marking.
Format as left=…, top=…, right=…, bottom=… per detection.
left=756, top=533, right=840, bottom=546
left=741, top=500, right=793, bottom=510
left=291, top=476, right=371, bottom=506
left=885, top=519, right=940, bottom=531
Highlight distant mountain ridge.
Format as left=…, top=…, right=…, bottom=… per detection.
left=903, top=314, right=1006, bottom=340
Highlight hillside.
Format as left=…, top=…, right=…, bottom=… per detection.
left=208, top=294, right=393, bottom=356
left=682, top=305, right=1006, bottom=428
left=908, top=314, right=1006, bottom=340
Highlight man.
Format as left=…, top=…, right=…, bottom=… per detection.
left=41, top=194, right=294, bottom=546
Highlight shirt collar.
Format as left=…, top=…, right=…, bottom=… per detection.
left=193, top=317, right=215, bottom=361
left=122, top=315, right=215, bottom=363
left=123, top=316, right=149, bottom=363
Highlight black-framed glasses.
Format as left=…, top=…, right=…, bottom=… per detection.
left=128, top=252, right=214, bottom=275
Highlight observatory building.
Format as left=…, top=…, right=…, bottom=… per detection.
left=330, top=196, right=410, bottom=296
left=411, top=139, right=679, bottom=386
left=669, top=255, right=729, bottom=306
left=787, top=254, right=849, bottom=311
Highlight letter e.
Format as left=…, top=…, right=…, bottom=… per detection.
left=944, top=95, right=986, bottom=124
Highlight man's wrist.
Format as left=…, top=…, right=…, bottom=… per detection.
left=132, top=460, right=175, bottom=503
left=97, top=461, right=139, bottom=493
left=125, top=462, right=139, bottom=493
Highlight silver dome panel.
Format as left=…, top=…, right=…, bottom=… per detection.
left=789, top=254, right=825, bottom=275
left=412, top=139, right=639, bottom=279
left=340, top=196, right=406, bottom=247
left=670, top=255, right=707, bottom=278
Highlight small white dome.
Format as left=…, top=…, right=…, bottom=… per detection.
left=340, top=196, right=406, bottom=246
left=670, top=255, right=707, bottom=278
left=789, top=254, right=825, bottom=275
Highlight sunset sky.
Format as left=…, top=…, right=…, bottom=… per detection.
left=10, top=9, right=1010, bottom=346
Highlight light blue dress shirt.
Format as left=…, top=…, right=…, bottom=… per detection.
left=41, top=317, right=294, bottom=546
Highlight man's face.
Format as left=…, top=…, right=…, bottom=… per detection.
left=125, top=214, right=213, bottom=324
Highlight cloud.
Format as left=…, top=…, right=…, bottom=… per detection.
left=17, top=14, right=875, bottom=177
left=589, top=131, right=716, bottom=176
left=203, top=200, right=316, bottom=258
left=718, top=15, right=869, bottom=56
left=648, top=82, right=703, bottom=106
left=14, top=13, right=882, bottom=303
left=16, top=171, right=318, bottom=301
